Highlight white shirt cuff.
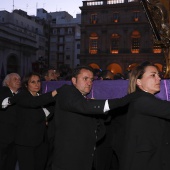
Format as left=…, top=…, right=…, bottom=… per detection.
left=2, top=97, right=10, bottom=108
left=42, top=107, right=50, bottom=117
left=103, top=100, right=110, bottom=113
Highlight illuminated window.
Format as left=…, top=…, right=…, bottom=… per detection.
left=107, top=0, right=124, bottom=4
left=131, top=30, right=140, bottom=53
left=110, top=34, right=120, bottom=54
left=113, top=12, right=119, bottom=23
left=133, top=11, right=140, bottom=22
left=153, top=44, right=162, bottom=53
left=89, top=33, right=98, bottom=54
left=91, top=14, right=97, bottom=24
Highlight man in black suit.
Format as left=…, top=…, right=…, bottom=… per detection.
left=52, top=66, right=134, bottom=170
left=0, top=73, right=21, bottom=170
left=42, top=68, right=57, bottom=170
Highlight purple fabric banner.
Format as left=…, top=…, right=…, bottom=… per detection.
left=42, top=79, right=170, bottom=100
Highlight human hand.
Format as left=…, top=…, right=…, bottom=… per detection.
left=52, top=90, right=57, bottom=97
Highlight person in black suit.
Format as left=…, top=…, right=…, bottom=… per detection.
left=52, top=66, right=140, bottom=170
left=120, top=62, right=170, bottom=170
left=42, top=68, right=57, bottom=170
left=95, top=106, right=128, bottom=170
left=0, top=73, right=21, bottom=170
left=8, top=72, right=57, bottom=170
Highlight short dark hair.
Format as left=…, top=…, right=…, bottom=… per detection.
left=72, top=66, right=94, bottom=78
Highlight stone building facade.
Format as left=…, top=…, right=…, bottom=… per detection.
left=49, top=13, right=81, bottom=69
left=0, top=9, right=45, bottom=78
left=79, top=0, right=165, bottom=76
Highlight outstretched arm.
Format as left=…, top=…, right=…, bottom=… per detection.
left=108, top=92, right=140, bottom=110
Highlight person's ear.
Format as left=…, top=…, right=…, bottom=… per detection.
left=72, top=77, right=76, bottom=85
left=136, top=79, right=141, bottom=86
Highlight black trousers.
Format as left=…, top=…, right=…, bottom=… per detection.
left=95, top=145, right=119, bottom=170
left=0, top=141, right=17, bottom=170
left=16, top=142, right=48, bottom=170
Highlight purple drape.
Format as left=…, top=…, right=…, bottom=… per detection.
left=42, top=79, right=170, bottom=101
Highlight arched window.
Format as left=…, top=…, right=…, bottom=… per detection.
left=89, top=63, right=100, bottom=69
left=107, top=63, right=122, bottom=75
left=110, top=33, right=120, bottom=54
left=131, top=30, right=140, bottom=53
left=89, top=33, right=98, bottom=54
left=154, top=63, right=163, bottom=72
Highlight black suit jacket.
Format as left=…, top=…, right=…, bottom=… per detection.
left=0, top=86, right=17, bottom=144
left=120, top=91, right=170, bottom=170
left=53, top=84, right=107, bottom=170
left=12, top=90, right=55, bottom=146
left=52, top=84, right=136, bottom=170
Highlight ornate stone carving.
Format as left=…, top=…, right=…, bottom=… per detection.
left=141, top=0, right=170, bottom=77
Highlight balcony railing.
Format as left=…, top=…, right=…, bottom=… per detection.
left=83, top=0, right=138, bottom=6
